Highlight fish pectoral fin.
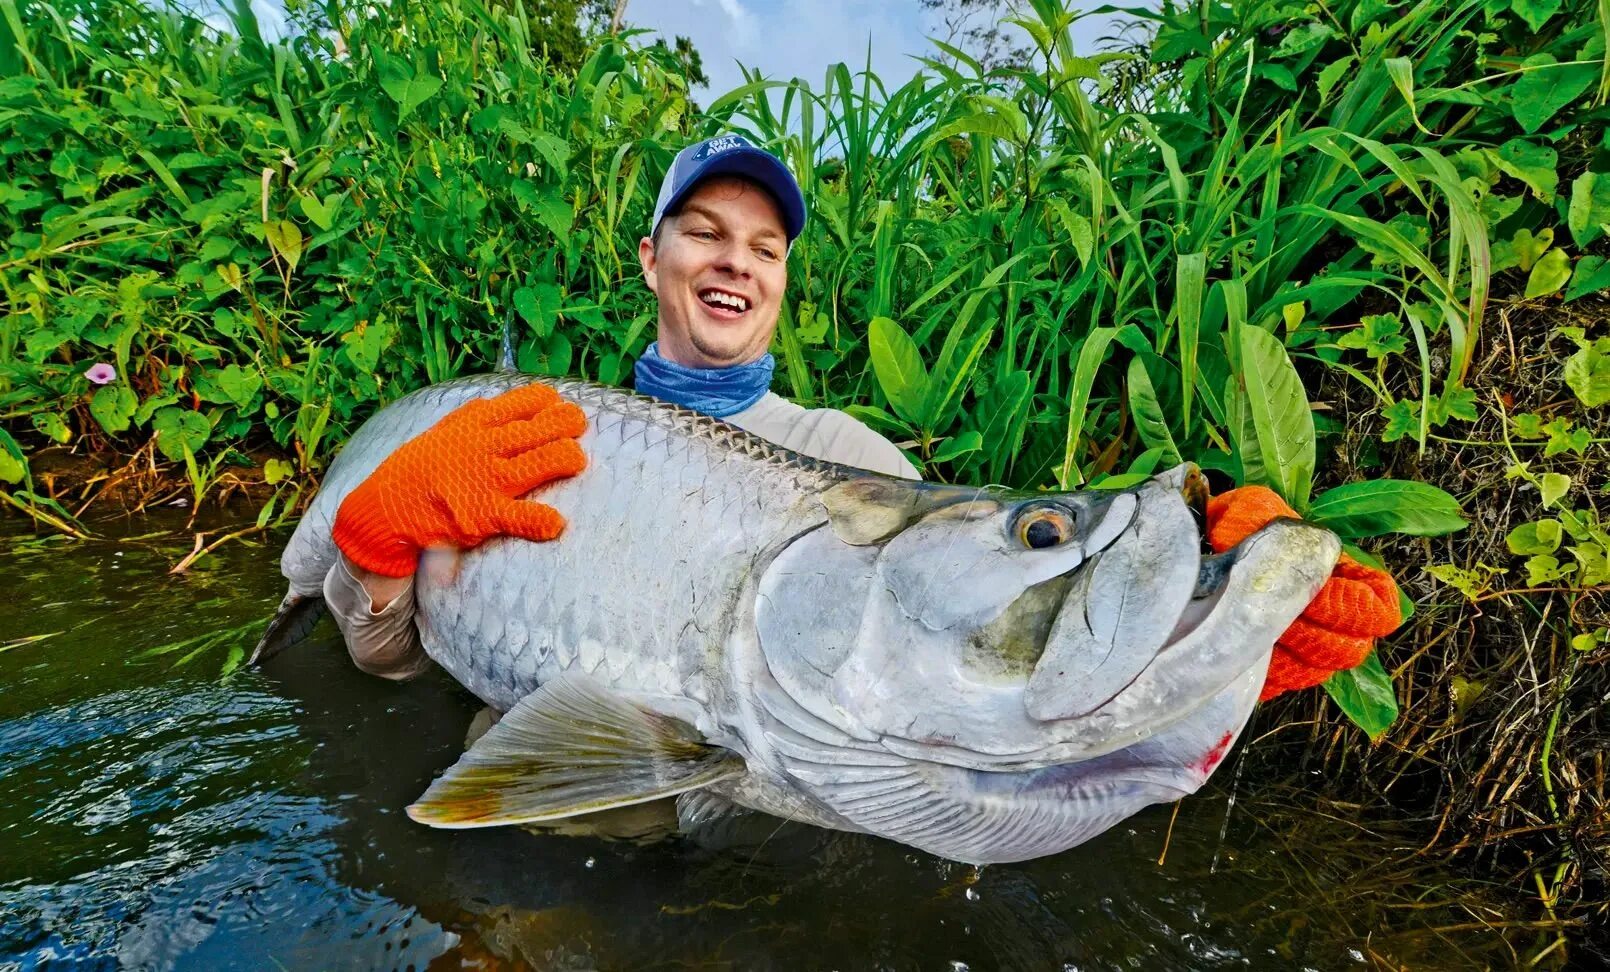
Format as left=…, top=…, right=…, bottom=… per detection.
left=675, top=789, right=749, bottom=831
left=248, top=591, right=327, bottom=666
left=406, top=676, right=744, bottom=829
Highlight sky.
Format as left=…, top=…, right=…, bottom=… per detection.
left=625, top=1, right=1146, bottom=99
left=211, top=1, right=1146, bottom=101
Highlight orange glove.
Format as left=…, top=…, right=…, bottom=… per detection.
left=332, top=382, right=588, bottom=577
left=1206, top=486, right=1403, bottom=701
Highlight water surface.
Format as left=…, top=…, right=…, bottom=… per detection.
left=0, top=512, right=1527, bottom=970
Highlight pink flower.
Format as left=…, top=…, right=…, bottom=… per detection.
left=84, top=363, right=116, bottom=385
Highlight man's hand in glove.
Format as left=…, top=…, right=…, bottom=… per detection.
left=332, top=382, right=588, bottom=581
left=1206, top=485, right=1403, bottom=701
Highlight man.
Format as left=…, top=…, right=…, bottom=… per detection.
left=322, top=134, right=919, bottom=681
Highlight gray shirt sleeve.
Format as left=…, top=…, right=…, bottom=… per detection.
left=322, top=556, right=434, bottom=681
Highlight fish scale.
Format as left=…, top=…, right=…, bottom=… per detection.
left=279, top=374, right=842, bottom=714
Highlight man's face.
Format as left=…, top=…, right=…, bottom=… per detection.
left=639, top=175, right=788, bottom=369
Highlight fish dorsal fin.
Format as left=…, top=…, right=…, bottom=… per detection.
left=407, top=676, right=745, bottom=829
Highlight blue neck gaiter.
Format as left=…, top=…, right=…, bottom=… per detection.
left=633, top=341, right=775, bottom=418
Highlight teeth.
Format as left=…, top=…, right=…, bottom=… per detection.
left=700, top=290, right=748, bottom=312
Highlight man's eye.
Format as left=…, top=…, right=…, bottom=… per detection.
left=757, top=247, right=778, bottom=260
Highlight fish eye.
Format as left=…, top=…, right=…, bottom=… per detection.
left=1016, top=506, right=1075, bottom=550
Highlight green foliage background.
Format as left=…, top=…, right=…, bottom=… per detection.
left=2, top=0, right=1605, bottom=487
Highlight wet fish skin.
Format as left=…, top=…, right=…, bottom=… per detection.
left=274, top=373, right=1339, bottom=863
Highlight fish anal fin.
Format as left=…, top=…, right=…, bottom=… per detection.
left=407, top=675, right=744, bottom=829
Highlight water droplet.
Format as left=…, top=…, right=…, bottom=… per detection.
left=964, top=887, right=980, bottom=902
left=584, top=856, right=596, bottom=869
left=949, top=962, right=970, bottom=971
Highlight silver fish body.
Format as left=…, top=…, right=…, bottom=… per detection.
left=276, top=373, right=1340, bottom=863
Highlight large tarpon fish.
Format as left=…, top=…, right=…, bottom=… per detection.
left=262, top=373, right=1339, bottom=864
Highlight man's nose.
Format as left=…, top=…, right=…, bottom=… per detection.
left=713, top=240, right=753, bottom=277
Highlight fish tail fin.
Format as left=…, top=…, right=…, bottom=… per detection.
left=249, top=591, right=327, bottom=666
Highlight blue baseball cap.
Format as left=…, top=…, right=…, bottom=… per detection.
left=650, top=134, right=807, bottom=245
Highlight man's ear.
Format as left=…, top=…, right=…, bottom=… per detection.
left=638, top=236, right=658, bottom=294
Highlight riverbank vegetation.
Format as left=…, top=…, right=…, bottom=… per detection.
left=2, top=0, right=1606, bottom=960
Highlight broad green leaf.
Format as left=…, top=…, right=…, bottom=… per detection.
left=212, top=363, right=262, bottom=409
left=1480, top=193, right=1524, bottom=231
left=216, top=263, right=244, bottom=292
left=1127, top=356, right=1181, bottom=465
left=1272, top=22, right=1335, bottom=57
left=867, top=316, right=929, bottom=425
left=379, top=62, right=443, bottom=122
left=0, top=430, right=24, bottom=484
left=1308, top=480, right=1467, bottom=538
left=263, top=457, right=293, bottom=485
left=512, top=284, right=562, bottom=337
left=33, top=412, right=70, bottom=444
left=298, top=193, right=340, bottom=231
left=340, top=315, right=396, bottom=372
left=518, top=331, right=572, bottom=377
left=1509, top=54, right=1597, bottom=134
left=263, top=220, right=302, bottom=271
left=1525, top=554, right=1575, bottom=585
left=151, top=407, right=211, bottom=462
left=1507, top=519, right=1563, bottom=555
left=1562, top=334, right=1610, bottom=405
left=1491, top=139, right=1559, bottom=202
left=1572, top=628, right=1609, bottom=652
left=1567, top=173, right=1610, bottom=247
left=1323, top=651, right=1398, bottom=740
left=1539, top=472, right=1571, bottom=507
left=89, top=384, right=137, bottom=434
left=1572, top=542, right=1610, bottom=586
left=1511, top=227, right=1553, bottom=272
left=1510, top=0, right=1562, bottom=31
left=1238, top=327, right=1315, bottom=509
left=533, top=187, right=573, bottom=242
left=1566, top=255, right=1610, bottom=301
left=931, top=430, right=982, bottom=464
left=530, top=132, right=570, bottom=177
left=1316, top=55, right=1355, bottom=103
left=1426, top=562, right=1502, bottom=601
left=1525, top=247, right=1572, bottom=297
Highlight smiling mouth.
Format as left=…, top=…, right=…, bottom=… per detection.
left=698, top=288, right=751, bottom=316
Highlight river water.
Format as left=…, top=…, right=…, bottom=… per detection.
left=0, top=512, right=1534, bottom=970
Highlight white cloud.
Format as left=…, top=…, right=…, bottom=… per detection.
left=631, top=0, right=1143, bottom=103
left=632, top=0, right=931, bottom=99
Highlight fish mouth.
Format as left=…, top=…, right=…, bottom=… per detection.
left=1019, top=475, right=1339, bottom=760
left=879, top=466, right=1339, bottom=768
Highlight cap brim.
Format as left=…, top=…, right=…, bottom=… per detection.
left=659, top=147, right=807, bottom=242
